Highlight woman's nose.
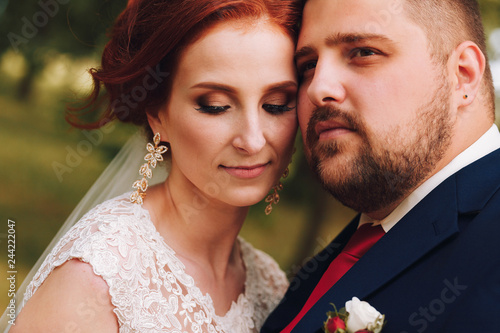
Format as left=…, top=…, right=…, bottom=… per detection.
left=232, top=112, right=266, bottom=155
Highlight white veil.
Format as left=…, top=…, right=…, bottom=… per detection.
left=0, top=131, right=169, bottom=331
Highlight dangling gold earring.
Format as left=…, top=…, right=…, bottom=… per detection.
left=130, top=133, right=168, bottom=204
left=265, top=167, right=289, bottom=215
left=265, top=147, right=295, bottom=215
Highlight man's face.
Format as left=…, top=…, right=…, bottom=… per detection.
left=296, top=0, right=454, bottom=216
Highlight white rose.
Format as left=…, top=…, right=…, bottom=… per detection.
left=345, top=297, right=384, bottom=333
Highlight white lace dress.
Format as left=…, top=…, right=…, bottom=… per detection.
left=22, top=193, right=288, bottom=332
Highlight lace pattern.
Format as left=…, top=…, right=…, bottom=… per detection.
left=22, top=193, right=288, bottom=332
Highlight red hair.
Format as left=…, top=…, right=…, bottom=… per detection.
left=68, top=0, right=302, bottom=133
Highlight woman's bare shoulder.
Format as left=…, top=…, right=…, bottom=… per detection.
left=11, top=259, right=119, bottom=333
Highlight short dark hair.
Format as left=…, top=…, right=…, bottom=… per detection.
left=299, top=0, right=495, bottom=118
left=404, top=0, right=495, bottom=118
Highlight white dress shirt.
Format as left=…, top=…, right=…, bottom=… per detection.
left=359, top=124, right=500, bottom=232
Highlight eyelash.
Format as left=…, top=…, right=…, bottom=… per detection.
left=298, top=47, right=383, bottom=78
left=263, top=104, right=296, bottom=115
left=195, top=105, right=230, bottom=115
left=195, top=104, right=295, bottom=115
left=298, top=61, right=317, bottom=79
left=349, top=47, right=379, bottom=59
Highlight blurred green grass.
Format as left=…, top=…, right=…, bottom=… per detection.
left=0, top=72, right=138, bottom=311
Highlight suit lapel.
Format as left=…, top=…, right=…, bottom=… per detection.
left=293, top=173, right=461, bottom=332
left=456, top=148, right=500, bottom=213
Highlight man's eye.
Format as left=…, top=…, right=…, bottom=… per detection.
left=263, top=104, right=296, bottom=115
left=195, top=105, right=230, bottom=115
left=304, top=61, right=317, bottom=71
left=298, top=61, right=317, bottom=74
left=351, top=48, right=378, bottom=58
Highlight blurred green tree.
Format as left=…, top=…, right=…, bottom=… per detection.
left=0, top=0, right=127, bottom=99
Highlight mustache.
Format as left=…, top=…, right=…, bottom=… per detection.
left=306, top=106, right=362, bottom=148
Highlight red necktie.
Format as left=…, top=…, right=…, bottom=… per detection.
left=281, top=223, right=385, bottom=333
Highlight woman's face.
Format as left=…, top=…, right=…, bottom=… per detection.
left=151, top=20, right=298, bottom=208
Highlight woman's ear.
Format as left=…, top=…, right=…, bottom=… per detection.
left=451, top=41, right=485, bottom=108
left=147, top=112, right=170, bottom=142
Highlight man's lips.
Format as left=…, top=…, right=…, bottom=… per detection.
left=221, top=163, right=269, bottom=179
left=315, top=121, right=355, bottom=141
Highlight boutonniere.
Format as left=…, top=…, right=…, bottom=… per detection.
left=324, top=297, right=386, bottom=333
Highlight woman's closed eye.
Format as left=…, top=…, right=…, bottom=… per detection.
left=194, top=94, right=232, bottom=114
left=263, top=104, right=296, bottom=115
left=263, top=90, right=297, bottom=115
left=195, top=104, right=231, bottom=115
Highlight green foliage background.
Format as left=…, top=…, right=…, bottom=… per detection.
left=0, top=0, right=499, bottom=313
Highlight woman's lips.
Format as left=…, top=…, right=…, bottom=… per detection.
left=222, top=163, right=269, bottom=179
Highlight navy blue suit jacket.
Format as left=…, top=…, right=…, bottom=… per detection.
left=262, top=148, right=500, bottom=333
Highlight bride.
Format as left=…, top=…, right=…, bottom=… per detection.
left=9, top=0, right=300, bottom=331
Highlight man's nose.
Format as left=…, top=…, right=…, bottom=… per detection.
left=306, top=60, right=347, bottom=107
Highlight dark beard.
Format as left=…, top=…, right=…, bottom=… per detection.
left=306, top=78, right=453, bottom=214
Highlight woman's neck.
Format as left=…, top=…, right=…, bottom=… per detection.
left=143, top=178, right=249, bottom=276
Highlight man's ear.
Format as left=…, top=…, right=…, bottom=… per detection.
left=451, top=41, right=485, bottom=107
left=147, top=112, right=169, bottom=142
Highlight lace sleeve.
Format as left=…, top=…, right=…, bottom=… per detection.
left=21, top=195, right=195, bottom=332
left=22, top=195, right=290, bottom=333
left=236, top=239, right=289, bottom=330
left=21, top=195, right=150, bottom=308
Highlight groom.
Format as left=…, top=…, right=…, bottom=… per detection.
left=262, top=0, right=500, bottom=332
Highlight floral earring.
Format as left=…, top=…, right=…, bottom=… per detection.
left=265, top=148, right=295, bottom=215
left=130, top=133, right=168, bottom=204
left=265, top=167, right=289, bottom=215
